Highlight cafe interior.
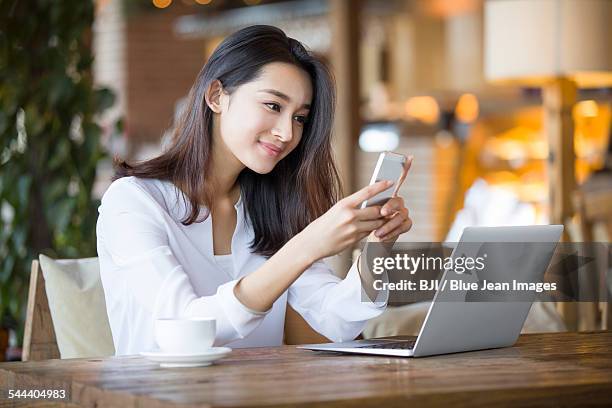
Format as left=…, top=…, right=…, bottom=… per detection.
left=89, top=0, right=612, bottom=341
left=0, top=0, right=612, bottom=407
left=1, top=0, right=611, bottom=404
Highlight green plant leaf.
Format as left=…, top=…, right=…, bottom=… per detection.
left=94, top=87, right=116, bottom=112
left=0, top=0, right=115, bottom=341
left=0, top=255, right=15, bottom=284
left=17, top=174, right=31, bottom=207
left=47, top=137, right=71, bottom=170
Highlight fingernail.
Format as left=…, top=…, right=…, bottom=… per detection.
left=381, top=209, right=388, bottom=216
left=375, top=230, right=383, bottom=237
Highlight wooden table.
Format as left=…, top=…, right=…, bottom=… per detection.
left=1, top=331, right=612, bottom=407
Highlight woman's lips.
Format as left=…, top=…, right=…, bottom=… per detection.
left=258, top=141, right=282, bottom=157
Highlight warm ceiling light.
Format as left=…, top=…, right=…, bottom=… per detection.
left=574, top=100, right=599, bottom=119
left=153, top=0, right=172, bottom=8
left=404, top=96, right=439, bottom=125
left=455, top=93, right=479, bottom=124
left=420, top=0, right=480, bottom=17
left=96, top=0, right=111, bottom=12
left=195, top=0, right=212, bottom=4
left=485, top=0, right=612, bottom=87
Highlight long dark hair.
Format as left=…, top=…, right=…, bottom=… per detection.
left=115, top=25, right=341, bottom=257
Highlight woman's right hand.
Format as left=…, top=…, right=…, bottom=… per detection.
left=297, top=180, right=393, bottom=263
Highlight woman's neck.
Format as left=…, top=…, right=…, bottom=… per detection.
left=209, top=136, right=244, bottom=206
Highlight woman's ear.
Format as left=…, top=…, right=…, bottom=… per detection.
left=205, top=80, right=226, bottom=113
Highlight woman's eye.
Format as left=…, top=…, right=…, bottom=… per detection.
left=265, top=102, right=281, bottom=112
left=293, top=115, right=307, bottom=125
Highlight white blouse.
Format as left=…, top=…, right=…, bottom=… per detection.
left=96, top=176, right=386, bottom=355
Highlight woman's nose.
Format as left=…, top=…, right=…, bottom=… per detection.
left=272, top=115, right=293, bottom=142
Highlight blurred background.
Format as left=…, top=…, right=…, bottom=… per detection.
left=1, top=0, right=611, bottom=360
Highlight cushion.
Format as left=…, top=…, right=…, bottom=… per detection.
left=362, top=301, right=566, bottom=339
left=39, top=255, right=115, bottom=358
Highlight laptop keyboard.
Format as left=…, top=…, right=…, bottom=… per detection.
left=357, top=341, right=415, bottom=350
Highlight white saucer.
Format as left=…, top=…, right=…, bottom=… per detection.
left=140, top=347, right=232, bottom=368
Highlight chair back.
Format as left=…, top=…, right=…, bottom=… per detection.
left=574, top=175, right=612, bottom=330
left=284, top=304, right=330, bottom=345
left=22, top=260, right=60, bottom=361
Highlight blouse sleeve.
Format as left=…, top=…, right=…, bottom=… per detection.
left=287, top=257, right=388, bottom=342
left=97, top=179, right=269, bottom=346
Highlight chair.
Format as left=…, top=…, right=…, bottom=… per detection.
left=23, top=255, right=115, bottom=361
left=283, top=305, right=329, bottom=345
left=572, top=172, right=612, bottom=330
left=22, top=260, right=60, bottom=361
left=23, top=258, right=328, bottom=361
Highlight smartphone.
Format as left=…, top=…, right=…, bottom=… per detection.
left=361, top=151, right=409, bottom=208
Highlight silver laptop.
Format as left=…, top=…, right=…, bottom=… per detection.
left=299, top=225, right=563, bottom=357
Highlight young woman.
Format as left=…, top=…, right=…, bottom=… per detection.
left=97, top=25, right=412, bottom=355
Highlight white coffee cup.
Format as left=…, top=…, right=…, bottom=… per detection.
left=155, top=317, right=216, bottom=354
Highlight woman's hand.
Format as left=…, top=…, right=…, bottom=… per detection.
left=297, top=180, right=394, bottom=263
left=368, top=195, right=412, bottom=244
left=368, top=156, right=413, bottom=244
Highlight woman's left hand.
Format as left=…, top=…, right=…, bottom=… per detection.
left=368, top=196, right=412, bottom=243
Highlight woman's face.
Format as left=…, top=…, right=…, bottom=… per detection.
left=215, top=62, right=313, bottom=174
